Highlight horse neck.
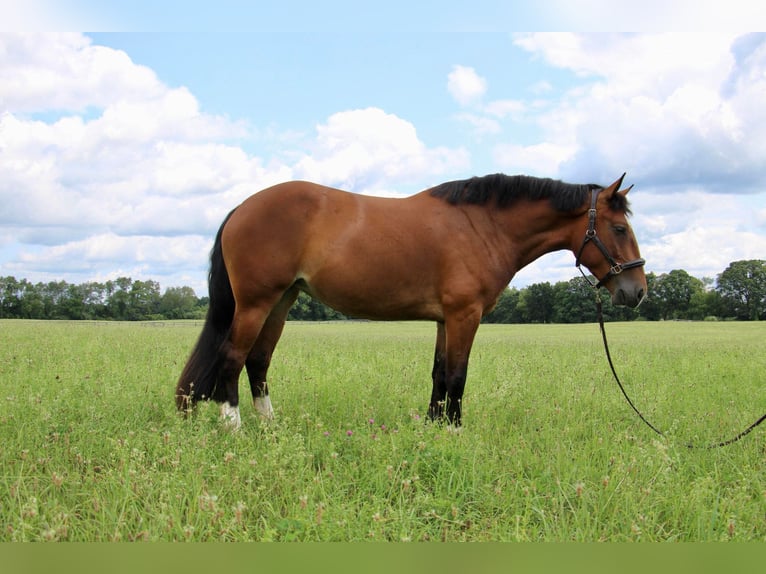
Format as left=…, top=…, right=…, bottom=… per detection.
left=491, top=200, right=584, bottom=272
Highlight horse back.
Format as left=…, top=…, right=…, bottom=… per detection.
left=221, top=181, right=507, bottom=320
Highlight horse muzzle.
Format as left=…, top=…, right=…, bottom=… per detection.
left=610, top=280, right=646, bottom=308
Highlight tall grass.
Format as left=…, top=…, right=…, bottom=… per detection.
left=1, top=319, right=764, bottom=541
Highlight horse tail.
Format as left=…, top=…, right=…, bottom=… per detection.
left=175, top=209, right=237, bottom=411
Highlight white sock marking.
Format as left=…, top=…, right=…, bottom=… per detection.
left=220, top=401, right=241, bottom=430
left=254, top=395, right=274, bottom=420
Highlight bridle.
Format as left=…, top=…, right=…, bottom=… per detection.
left=575, top=187, right=645, bottom=288
left=576, top=187, right=766, bottom=448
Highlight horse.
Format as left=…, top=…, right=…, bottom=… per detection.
left=176, top=173, right=646, bottom=429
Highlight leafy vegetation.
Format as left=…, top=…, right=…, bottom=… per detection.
left=485, top=260, right=766, bottom=323
left=1, top=259, right=764, bottom=322
left=0, top=277, right=207, bottom=321
left=1, top=320, right=765, bottom=541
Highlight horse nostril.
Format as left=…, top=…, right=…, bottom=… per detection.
left=637, top=288, right=645, bottom=302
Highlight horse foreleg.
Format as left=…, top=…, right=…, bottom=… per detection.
left=442, top=309, right=481, bottom=426
left=246, top=287, right=300, bottom=421
left=428, top=322, right=447, bottom=420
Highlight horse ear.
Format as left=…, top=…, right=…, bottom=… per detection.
left=621, top=183, right=634, bottom=195
left=604, top=173, right=627, bottom=196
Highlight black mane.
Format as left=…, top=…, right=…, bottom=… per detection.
left=429, top=174, right=629, bottom=213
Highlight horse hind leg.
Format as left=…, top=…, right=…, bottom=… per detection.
left=216, top=304, right=274, bottom=429
left=246, top=286, right=300, bottom=421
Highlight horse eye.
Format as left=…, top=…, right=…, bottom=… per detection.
left=613, top=225, right=627, bottom=235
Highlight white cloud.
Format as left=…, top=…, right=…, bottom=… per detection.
left=0, top=33, right=292, bottom=290
left=13, top=233, right=210, bottom=271
left=542, top=0, right=766, bottom=32
left=493, top=142, right=577, bottom=177
left=512, top=251, right=581, bottom=287
left=470, top=33, right=766, bottom=282
left=629, top=190, right=766, bottom=278
left=453, top=113, right=502, bottom=136
left=0, top=35, right=472, bottom=291
left=447, top=66, right=528, bottom=137
left=483, top=99, right=525, bottom=119
left=644, top=226, right=766, bottom=279
left=447, top=65, right=488, bottom=106
left=510, top=33, right=766, bottom=191
left=294, top=107, right=469, bottom=193
left=0, top=33, right=164, bottom=112
left=3, top=31, right=766, bottom=296
left=5, top=233, right=214, bottom=294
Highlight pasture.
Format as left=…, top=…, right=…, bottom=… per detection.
left=1, top=319, right=764, bottom=541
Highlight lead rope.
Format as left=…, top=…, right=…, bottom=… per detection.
left=593, top=289, right=766, bottom=449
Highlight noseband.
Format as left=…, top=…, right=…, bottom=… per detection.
left=575, top=188, right=645, bottom=288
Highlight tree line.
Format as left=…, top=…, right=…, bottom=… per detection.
left=483, top=259, right=766, bottom=323
left=1, top=259, right=764, bottom=323
left=0, top=277, right=207, bottom=321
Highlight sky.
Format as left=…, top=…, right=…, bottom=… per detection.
left=2, top=2, right=766, bottom=295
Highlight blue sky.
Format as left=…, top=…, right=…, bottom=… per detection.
left=2, top=3, right=766, bottom=295
left=85, top=31, right=571, bottom=162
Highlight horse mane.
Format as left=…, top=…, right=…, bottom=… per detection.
left=429, top=173, right=631, bottom=214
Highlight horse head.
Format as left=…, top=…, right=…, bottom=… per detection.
left=575, top=174, right=647, bottom=308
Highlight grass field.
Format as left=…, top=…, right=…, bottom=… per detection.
left=1, top=319, right=765, bottom=541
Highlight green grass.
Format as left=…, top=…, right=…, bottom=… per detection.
left=1, top=319, right=765, bottom=541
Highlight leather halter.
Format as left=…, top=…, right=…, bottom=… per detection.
left=575, top=188, right=645, bottom=288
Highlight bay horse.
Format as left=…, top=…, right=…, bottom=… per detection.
left=176, top=173, right=646, bottom=429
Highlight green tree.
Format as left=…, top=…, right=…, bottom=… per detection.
left=717, top=259, right=766, bottom=320
left=106, top=277, right=133, bottom=319
left=20, top=280, right=45, bottom=319
left=688, top=281, right=724, bottom=320
left=59, top=283, right=87, bottom=319
left=80, top=282, right=109, bottom=318
left=0, top=276, right=23, bottom=318
left=551, top=278, right=599, bottom=323
left=636, top=272, right=660, bottom=320
left=483, top=288, right=523, bottom=323
left=160, top=286, right=200, bottom=319
left=40, top=281, right=69, bottom=319
left=518, top=282, right=554, bottom=323
left=652, top=269, right=704, bottom=320
left=128, top=280, right=161, bottom=320
left=287, top=292, right=345, bottom=321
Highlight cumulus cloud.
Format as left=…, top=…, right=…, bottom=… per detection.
left=629, top=191, right=766, bottom=279
left=493, top=142, right=577, bottom=176
left=0, top=33, right=164, bottom=112
left=447, top=65, right=488, bottom=106
left=447, top=66, right=526, bottom=139
left=294, top=107, right=469, bottom=193
left=0, top=34, right=470, bottom=291
left=453, top=33, right=766, bottom=279
left=510, top=33, right=766, bottom=191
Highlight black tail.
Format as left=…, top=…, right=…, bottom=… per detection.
left=175, top=209, right=237, bottom=411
